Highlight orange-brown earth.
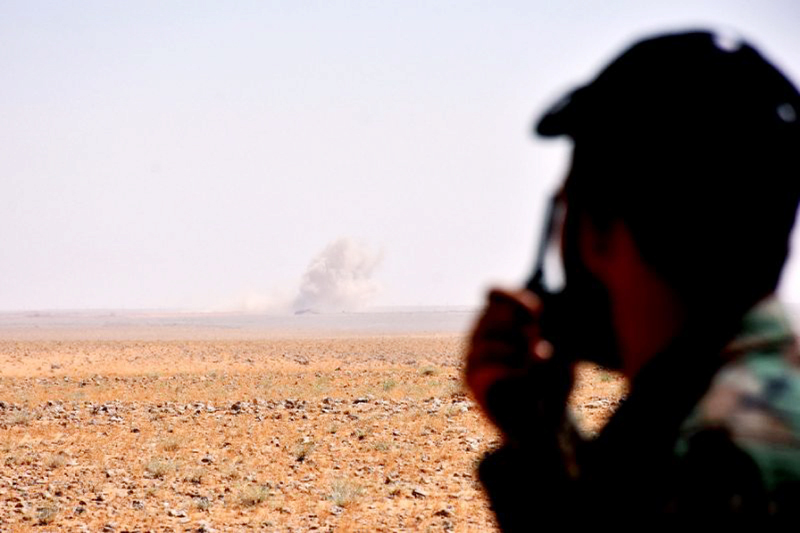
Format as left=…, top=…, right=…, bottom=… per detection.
left=0, top=331, right=625, bottom=531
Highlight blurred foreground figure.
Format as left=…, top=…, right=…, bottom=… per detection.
left=466, top=30, right=800, bottom=526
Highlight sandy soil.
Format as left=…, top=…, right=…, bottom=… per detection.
left=0, top=328, right=625, bottom=531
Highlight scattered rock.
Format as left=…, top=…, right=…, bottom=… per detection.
left=411, top=488, right=428, bottom=499
left=0, top=336, right=601, bottom=531
left=196, top=520, right=216, bottom=533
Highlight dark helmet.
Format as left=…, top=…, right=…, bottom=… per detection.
left=537, top=30, right=799, bottom=146
left=535, top=30, right=800, bottom=308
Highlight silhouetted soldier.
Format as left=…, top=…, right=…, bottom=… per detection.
left=466, top=30, right=800, bottom=527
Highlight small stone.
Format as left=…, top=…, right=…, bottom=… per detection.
left=412, top=488, right=428, bottom=499
left=196, top=520, right=216, bottom=533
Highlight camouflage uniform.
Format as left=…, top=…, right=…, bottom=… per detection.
left=478, top=296, right=800, bottom=528
left=672, top=296, right=800, bottom=513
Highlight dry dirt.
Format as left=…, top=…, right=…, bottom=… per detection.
left=0, top=329, right=625, bottom=532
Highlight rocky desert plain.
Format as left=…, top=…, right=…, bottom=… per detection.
left=0, top=311, right=625, bottom=531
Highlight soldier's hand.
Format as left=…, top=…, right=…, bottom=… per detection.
left=465, top=288, right=570, bottom=438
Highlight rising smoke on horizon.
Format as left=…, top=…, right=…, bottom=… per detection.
left=293, top=238, right=382, bottom=313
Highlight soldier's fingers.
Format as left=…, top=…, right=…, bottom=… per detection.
left=472, top=294, right=540, bottom=341
left=480, top=289, right=541, bottom=334
left=467, top=339, right=529, bottom=372
left=487, top=288, right=542, bottom=318
left=464, top=363, right=528, bottom=413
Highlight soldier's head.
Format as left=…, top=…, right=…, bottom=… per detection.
left=537, top=30, right=800, bottom=316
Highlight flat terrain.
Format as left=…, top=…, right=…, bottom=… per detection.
left=0, top=313, right=625, bottom=531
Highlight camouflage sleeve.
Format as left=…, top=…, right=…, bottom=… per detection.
left=480, top=414, right=800, bottom=526
left=478, top=419, right=583, bottom=532
left=477, top=370, right=581, bottom=531
left=670, top=426, right=770, bottom=514
left=672, top=350, right=800, bottom=516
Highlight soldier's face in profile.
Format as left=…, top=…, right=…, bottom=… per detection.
left=546, top=176, right=622, bottom=370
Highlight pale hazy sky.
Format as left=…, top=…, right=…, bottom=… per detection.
left=2, top=1, right=800, bottom=311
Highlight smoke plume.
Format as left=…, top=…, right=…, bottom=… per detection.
left=293, top=238, right=382, bottom=313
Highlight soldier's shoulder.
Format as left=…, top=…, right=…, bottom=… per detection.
left=678, top=297, right=800, bottom=490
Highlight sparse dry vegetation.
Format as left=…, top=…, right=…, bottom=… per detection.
left=419, top=365, right=438, bottom=376
left=329, top=478, right=363, bottom=507
left=237, top=484, right=270, bottom=507
left=10, top=409, right=33, bottom=426
left=292, top=438, right=315, bottom=462
left=45, top=452, right=67, bottom=469
left=36, top=504, right=59, bottom=525
left=0, top=333, right=625, bottom=530
left=185, top=467, right=206, bottom=485
left=144, top=457, right=174, bottom=479
left=194, top=495, right=211, bottom=511
left=159, top=435, right=185, bottom=452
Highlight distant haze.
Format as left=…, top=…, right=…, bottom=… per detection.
left=1, top=1, right=799, bottom=311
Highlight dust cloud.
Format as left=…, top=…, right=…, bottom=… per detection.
left=293, top=238, right=382, bottom=313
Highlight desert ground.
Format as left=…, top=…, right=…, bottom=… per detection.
left=0, top=312, right=625, bottom=532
